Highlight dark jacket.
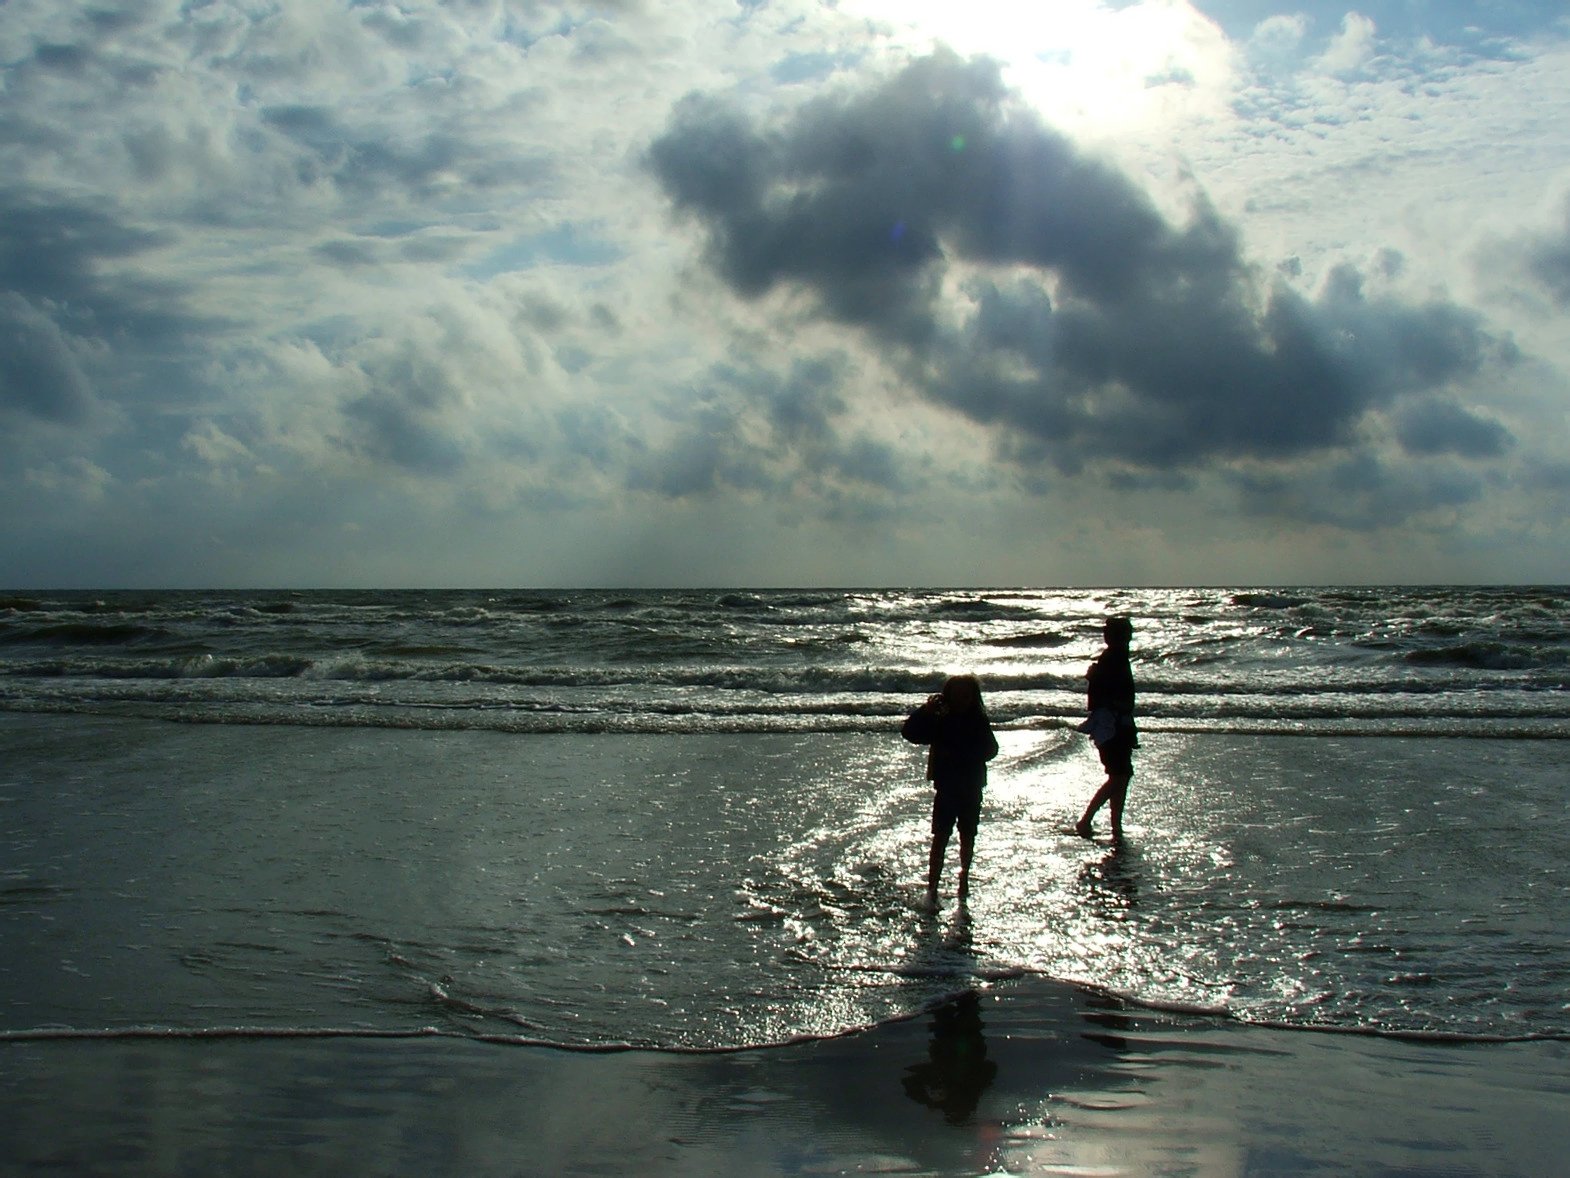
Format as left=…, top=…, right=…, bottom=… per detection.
left=1086, top=646, right=1138, bottom=746
left=902, top=705, right=999, bottom=793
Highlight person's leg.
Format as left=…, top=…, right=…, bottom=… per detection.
left=957, top=829, right=974, bottom=897
left=1084, top=741, right=1134, bottom=837
left=955, top=788, right=981, bottom=896
left=928, top=796, right=954, bottom=903
left=1106, top=774, right=1132, bottom=840
left=927, top=828, right=949, bottom=897
left=1077, top=783, right=1110, bottom=836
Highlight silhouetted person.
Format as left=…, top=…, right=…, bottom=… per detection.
left=1076, top=616, right=1138, bottom=841
left=903, top=674, right=998, bottom=908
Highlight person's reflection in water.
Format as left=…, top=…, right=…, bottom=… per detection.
left=901, top=991, right=999, bottom=1124
left=915, top=895, right=976, bottom=961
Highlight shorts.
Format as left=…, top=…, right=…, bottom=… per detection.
left=1098, top=737, right=1136, bottom=778
left=932, top=783, right=983, bottom=840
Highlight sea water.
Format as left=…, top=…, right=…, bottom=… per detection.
left=2, top=587, right=1568, bottom=1050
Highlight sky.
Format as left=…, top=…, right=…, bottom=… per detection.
left=4, top=1, right=1570, bottom=588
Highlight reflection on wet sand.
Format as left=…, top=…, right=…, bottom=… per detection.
left=3, top=976, right=1563, bottom=1176
left=901, top=991, right=999, bottom=1123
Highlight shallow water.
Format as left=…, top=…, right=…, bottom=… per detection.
left=4, top=712, right=1567, bottom=1048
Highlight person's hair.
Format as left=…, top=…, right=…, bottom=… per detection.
left=941, top=673, right=985, bottom=714
left=1105, top=615, right=1133, bottom=644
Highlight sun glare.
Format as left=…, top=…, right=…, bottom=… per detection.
left=843, top=0, right=1228, bottom=135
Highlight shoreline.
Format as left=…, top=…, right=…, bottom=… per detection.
left=5, top=714, right=1570, bottom=1046
left=5, top=976, right=1563, bottom=1049
left=5, top=711, right=1569, bottom=1173
left=4, top=975, right=1566, bottom=1177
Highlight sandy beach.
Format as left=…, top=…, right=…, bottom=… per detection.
left=4, top=975, right=1567, bottom=1176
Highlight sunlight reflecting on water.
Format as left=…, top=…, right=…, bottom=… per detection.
left=9, top=707, right=1568, bottom=1049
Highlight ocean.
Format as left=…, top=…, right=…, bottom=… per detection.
left=3, top=584, right=1567, bottom=1061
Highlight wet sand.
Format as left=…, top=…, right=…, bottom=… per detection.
left=4, top=975, right=1566, bottom=1177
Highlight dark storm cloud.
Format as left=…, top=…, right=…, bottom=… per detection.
left=0, top=293, right=93, bottom=422
left=627, top=356, right=906, bottom=502
left=732, top=355, right=907, bottom=492
left=261, top=104, right=462, bottom=197
left=1231, top=453, right=1487, bottom=530
left=33, top=43, right=93, bottom=73
left=1525, top=192, right=1570, bottom=308
left=314, top=239, right=382, bottom=268
left=1392, top=398, right=1513, bottom=459
left=339, top=350, right=469, bottom=475
left=627, top=400, right=761, bottom=499
left=0, top=196, right=166, bottom=316
left=1522, top=458, right=1570, bottom=495
left=0, top=192, right=212, bottom=421
left=649, top=50, right=1513, bottom=480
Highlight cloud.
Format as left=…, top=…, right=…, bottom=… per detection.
left=1390, top=397, right=1514, bottom=459
left=1229, top=452, right=1489, bottom=531
left=0, top=195, right=176, bottom=331
left=0, top=191, right=218, bottom=428
left=649, top=49, right=1515, bottom=487
left=0, top=292, right=95, bottom=422
left=628, top=355, right=908, bottom=513
left=257, top=101, right=551, bottom=205
left=1197, top=1, right=1562, bottom=53
left=1, top=1, right=1566, bottom=585
left=1524, top=191, right=1570, bottom=307
left=1314, top=13, right=1377, bottom=77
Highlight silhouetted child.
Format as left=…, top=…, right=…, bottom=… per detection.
left=902, top=674, right=998, bottom=908
left=1076, top=616, right=1139, bottom=841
